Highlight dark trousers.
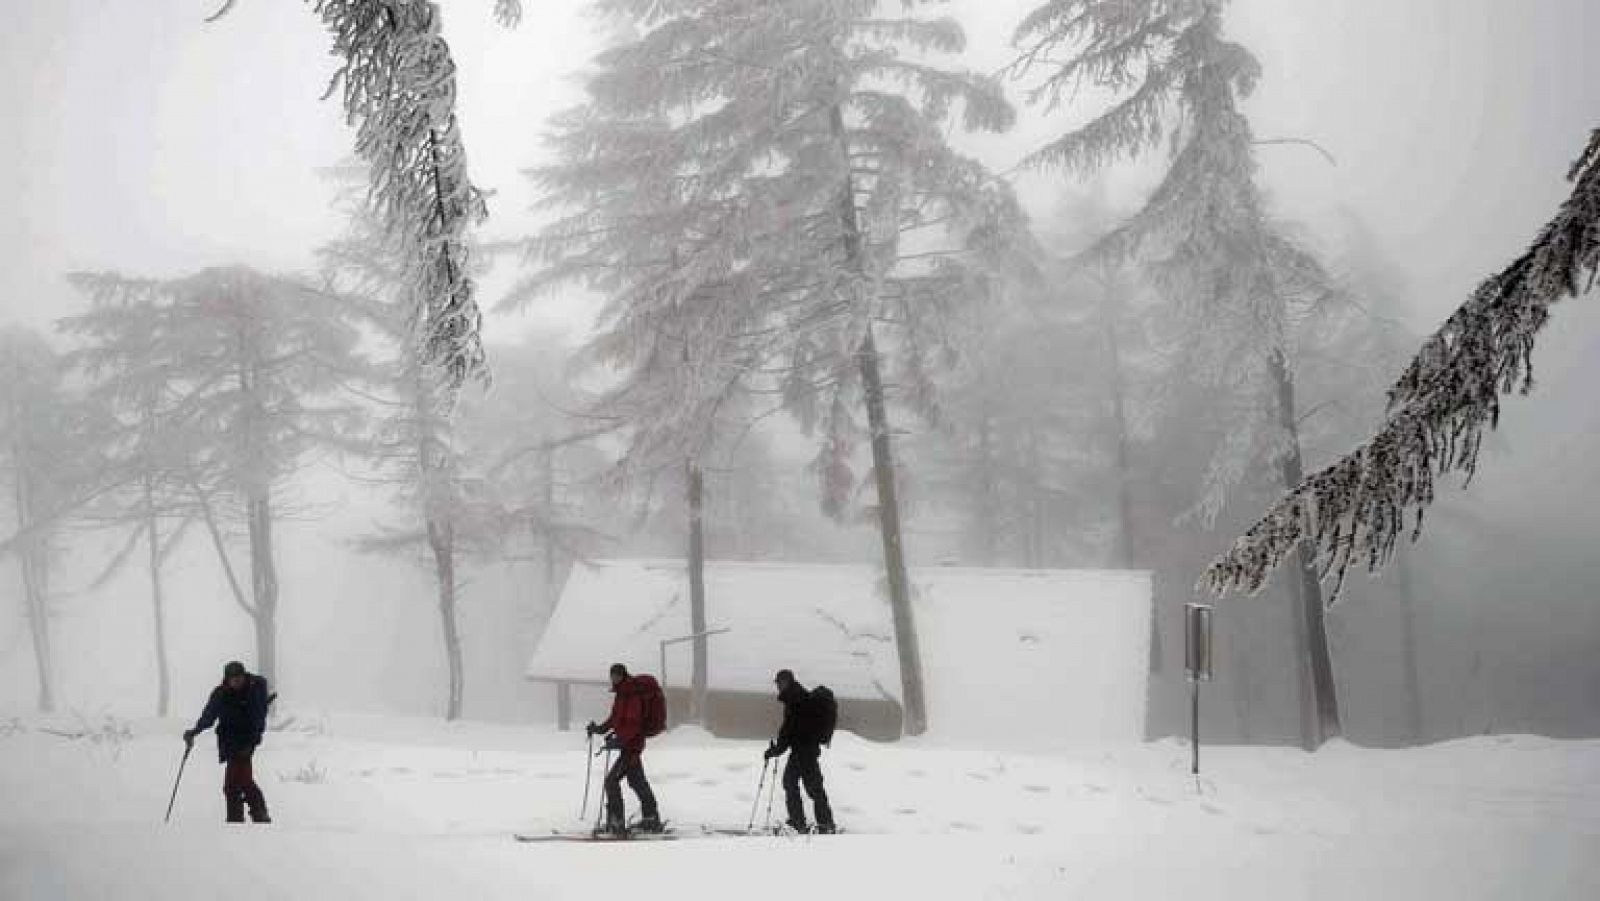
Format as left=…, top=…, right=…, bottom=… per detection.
left=603, top=749, right=658, bottom=825
left=782, top=746, right=832, bottom=828
left=222, top=748, right=269, bottom=823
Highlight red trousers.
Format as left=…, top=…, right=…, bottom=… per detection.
left=222, top=749, right=268, bottom=823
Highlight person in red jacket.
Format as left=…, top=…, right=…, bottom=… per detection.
left=587, top=663, right=662, bottom=834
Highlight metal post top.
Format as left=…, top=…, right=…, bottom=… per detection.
left=659, top=627, right=732, bottom=647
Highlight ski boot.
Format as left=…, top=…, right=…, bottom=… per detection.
left=594, top=814, right=628, bottom=838
left=634, top=816, right=666, bottom=834
left=815, top=822, right=837, bottom=835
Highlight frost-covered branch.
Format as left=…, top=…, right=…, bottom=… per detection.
left=1204, top=128, right=1600, bottom=600
left=314, top=0, right=489, bottom=395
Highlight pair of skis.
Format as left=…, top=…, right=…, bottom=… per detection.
left=513, top=823, right=839, bottom=843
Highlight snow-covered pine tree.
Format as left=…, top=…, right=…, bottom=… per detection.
left=57, top=293, right=213, bottom=717
left=1011, top=0, right=1345, bottom=747
left=320, top=195, right=482, bottom=721
left=518, top=0, right=1026, bottom=735
left=67, top=268, right=366, bottom=683
left=1204, top=129, right=1600, bottom=607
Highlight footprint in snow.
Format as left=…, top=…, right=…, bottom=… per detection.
left=722, top=762, right=752, bottom=773
left=908, top=769, right=927, bottom=778
left=694, top=778, right=720, bottom=787
left=845, top=762, right=867, bottom=772
left=1015, top=824, right=1043, bottom=835
left=893, top=807, right=918, bottom=816
left=966, top=772, right=992, bottom=782
left=1200, top=803, right=1223, bottom=816
left=1083, top=784, right=1108, bottom=794
left=1021, top=784, right=1052, bottom=795
left=948, top=821, right=979, bottom=832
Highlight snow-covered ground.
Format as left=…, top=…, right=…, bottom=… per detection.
left=2, top=714, right=1597, bottom=899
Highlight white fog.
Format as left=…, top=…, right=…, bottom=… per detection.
left=1, top=1, right=1597, bottom=898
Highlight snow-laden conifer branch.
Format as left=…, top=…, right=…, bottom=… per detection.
left=1204, top=128, right=1600, bottom=600
left=493, top=0, right=523, bottom=28
left=314, top=0, right=488, bottom=396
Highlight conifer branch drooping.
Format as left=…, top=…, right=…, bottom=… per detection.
left=1204, top=128, right=1600, bottom=599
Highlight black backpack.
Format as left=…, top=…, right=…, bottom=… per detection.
left=806, top=685, right=838, bottom=746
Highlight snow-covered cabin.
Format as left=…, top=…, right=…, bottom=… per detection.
left=526, top=559, right=1151, bottom=744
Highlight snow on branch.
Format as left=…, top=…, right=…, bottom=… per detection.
left=493, top=0, right=523, bottom=28
left=314, top=0, right=489, bottom=395
left=1203, top=128, right=1600, bottom=600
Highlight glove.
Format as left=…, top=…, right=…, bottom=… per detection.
left=585, top=722, right=602, bottom=737
left=182, top=729, right=196, bottom=747
left=764, top=744, right=782, bottom=760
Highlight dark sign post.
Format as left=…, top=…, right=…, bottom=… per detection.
left=1184, top=603, right=1215, bottom=776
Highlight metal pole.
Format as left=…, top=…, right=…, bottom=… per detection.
left=1190, top=677, right=1200, bottom=776
left=658, top=628, right=732, bottom=706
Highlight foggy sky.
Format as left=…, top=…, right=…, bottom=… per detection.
left=1, top=1, right=1597, bottom=724
left=5, top=1, right=1597, bottom=336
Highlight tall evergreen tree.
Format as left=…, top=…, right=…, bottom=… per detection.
left=321, top=190, right=506, bottom=721
left=1012, top=0, right=1347, bottom=746
left=519, top=0, right=1026, bottom=735
left=68, top=268, right=364, bottom=683
left=58, top=293, right=210, bottom=716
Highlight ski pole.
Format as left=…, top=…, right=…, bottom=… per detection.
left=762, top=754, right=779, bottom=833
left=747, top=756, right=770, bottom=834
left=164, top=741, right=193, bottom=824
left=593, top=745, right=612, bottom=834
left=580, top=731, right=595, bottom=820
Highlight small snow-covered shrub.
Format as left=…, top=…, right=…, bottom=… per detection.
left=279, top=760, right=328, bottom=784
left=40, top=713, right=134, bottom=760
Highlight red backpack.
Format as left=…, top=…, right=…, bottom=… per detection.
left=634, top=674, right=667, bottom=737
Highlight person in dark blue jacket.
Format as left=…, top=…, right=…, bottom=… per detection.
left=184, top=661, right=272, bottom=823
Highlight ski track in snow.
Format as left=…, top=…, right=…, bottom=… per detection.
left=1, top=715, right=1598, bottom=899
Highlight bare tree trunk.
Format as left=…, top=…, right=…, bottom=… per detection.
left=1269, top=351, right=1341, bottom=748
left=247, top=493, right=279, bottom=682
left=144, top=478, right=170, bottom=717
left=1095, top=271, right=1157, bottom=673
left=859, top=329, right=927, bottom=735
left=687, top=461, right=708, bottom=723
left=1395, top=547, right=1424, bottom=743
left=427, top=519, right=464, bottom=720
left=1023, top=427, right=1045, bottom=568
left=541, top=448, right=559, bottom=601
left=1229, top=629, right=1254, bottom=744
left=12, top=465, right=55, bottom=713
left=829, top=102, right=927, bottom=736
left=1098, top=277, right=1137, bottom=571
left=974, top=415, right=999, bottom=566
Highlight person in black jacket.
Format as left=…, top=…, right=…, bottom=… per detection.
left=184, top=661, right=272, bottom=824
left=763, top=669, right=835, bottom=834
